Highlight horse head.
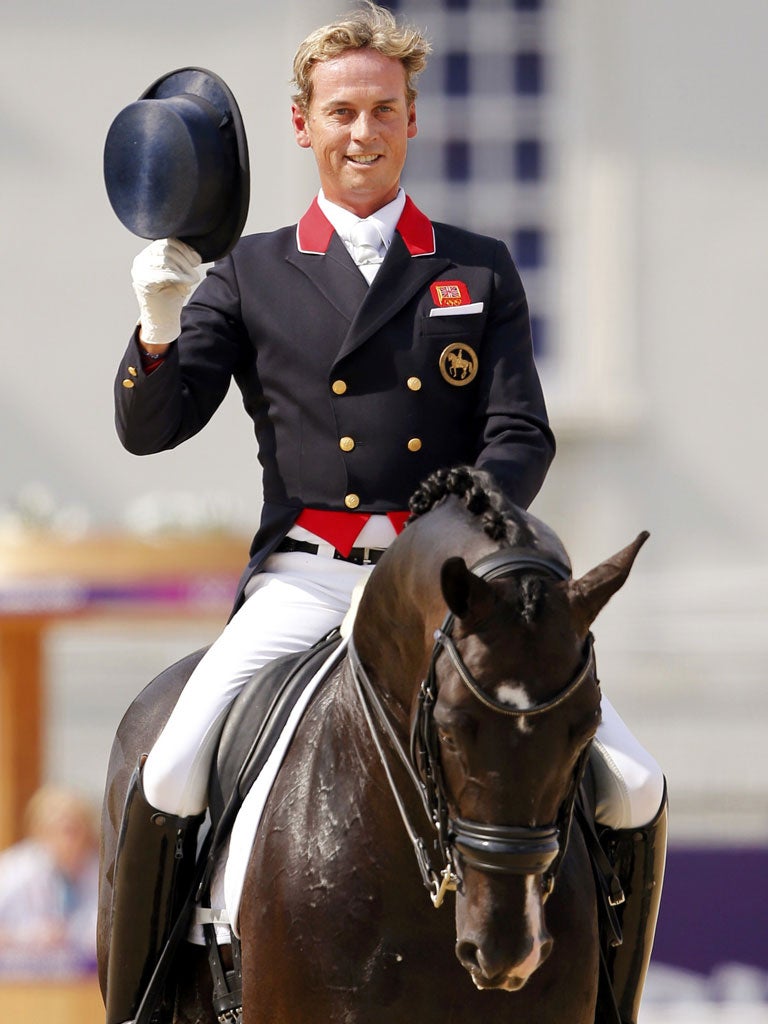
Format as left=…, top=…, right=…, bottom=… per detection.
left=351, top=467, right=649, bottom=997
left=431, top=529, right=649, bottom=992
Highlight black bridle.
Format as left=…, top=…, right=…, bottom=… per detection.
left=348, top=546, right=596, bottom=908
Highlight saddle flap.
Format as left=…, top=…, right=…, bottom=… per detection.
left=208, top=630, right=344, bottom=832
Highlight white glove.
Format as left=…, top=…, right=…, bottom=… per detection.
left=131, top=238, right=202, bottom=345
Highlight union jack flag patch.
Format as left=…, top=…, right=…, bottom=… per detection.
left=430, top=280, right=470, bottom=308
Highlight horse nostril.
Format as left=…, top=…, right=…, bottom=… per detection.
left=456, top=940, right=480, bottom=971
left=539, top=936, right=553, bottom=963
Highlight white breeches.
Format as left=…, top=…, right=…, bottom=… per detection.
left=590, top=698, right=665, bottom=829
left=143, top=552, right=664, bottom=829
left=142, top=551, right=371, bottom=816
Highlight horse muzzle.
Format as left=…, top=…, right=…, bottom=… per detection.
left=456, top=888, right=552, bottom=991
left=455, top=870, right=554, bottom=992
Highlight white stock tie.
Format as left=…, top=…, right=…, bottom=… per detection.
left=348, top=220, right=384, bottom=282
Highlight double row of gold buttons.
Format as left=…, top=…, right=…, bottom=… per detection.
left=332, top=376, right=424, bottom=509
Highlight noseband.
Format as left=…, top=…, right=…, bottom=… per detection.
left=349, top=546, right=596, bottom=908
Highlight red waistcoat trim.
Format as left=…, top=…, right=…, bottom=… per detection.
left=295, top=509, right=410, bottom=556
left=397, top=196, right=436, bottom=256
left=295, top=195, right=436, bottom=257
left=295, top=198, right=335, bottom=255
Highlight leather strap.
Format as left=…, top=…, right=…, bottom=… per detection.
left=276, top=537, right=386, bottom=565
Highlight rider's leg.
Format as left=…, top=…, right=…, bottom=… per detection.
left=105, top=760, right=202, bottom=1024
left=601, top=785, right=668, bottom=1024
left=143, top=552, right=370, bottom=815
left=591, top=698, right=665, bottom=832
left=590, top=698, right=668, bottom=1024
left=105, top=552, right=370, bottom=1022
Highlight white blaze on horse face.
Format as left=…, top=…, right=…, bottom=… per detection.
left=472, top=875, right=549, bottom=992
left=516, top=875, right=549, bottom=982
left=493, top=682, right=533, bottom=733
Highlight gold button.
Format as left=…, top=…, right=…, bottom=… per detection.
left=128, top=365, right=138, bottom=377
left=339, top=436, right=355, bottom=452
left=121, top=379, right=135, bottom=389
left=407, top=438, right=422, bottom=452
left=331, top=379, right=347, bottom=395
left=345, top=493, right=360, bottom=509
left=407, top=376, right=422, bottom=391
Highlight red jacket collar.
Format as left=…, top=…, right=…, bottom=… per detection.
left=296, top=195, right=436, bottom=257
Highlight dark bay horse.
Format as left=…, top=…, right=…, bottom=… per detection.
left=98, top=469, right=648, bottom=1023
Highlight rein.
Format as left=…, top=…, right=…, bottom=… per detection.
left=349, top=546, right=596, bottom=909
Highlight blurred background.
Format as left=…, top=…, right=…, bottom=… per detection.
left=2, top=0, right=766, bottom=1020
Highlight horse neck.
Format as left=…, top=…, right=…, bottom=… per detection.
left=353, top=504, right=497, bottom=713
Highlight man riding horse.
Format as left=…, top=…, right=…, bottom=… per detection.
left=102, top=4, right=666, bottom=1022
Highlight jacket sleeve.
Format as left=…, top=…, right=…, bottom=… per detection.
left=472, top=240, right=555, bottom=508
left=114, top=256, right=248, bottom=456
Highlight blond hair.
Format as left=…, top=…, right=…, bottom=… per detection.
left=23, top=785, right=97, bottom=843
left=292, top=1, right=431, bottom=111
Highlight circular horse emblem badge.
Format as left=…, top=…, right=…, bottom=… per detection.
left=439, top=343, right=479, bottom=386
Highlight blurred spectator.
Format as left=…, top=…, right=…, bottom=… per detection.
left=0, top=785, right=99, bottom=977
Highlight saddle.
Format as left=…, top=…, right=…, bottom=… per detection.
left=208, top=627, right=344, bottom=835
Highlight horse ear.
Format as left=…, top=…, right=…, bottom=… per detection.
left=567, top=531, right=650, bottom=631
left=441, top=557, right=495, bottom=621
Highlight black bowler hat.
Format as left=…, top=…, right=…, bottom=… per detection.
left=104, top=67, right=250, bottom=262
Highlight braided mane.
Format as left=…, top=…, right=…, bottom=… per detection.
left=407, top=466, right=535, bottom=548
left=407, top=467, right=544, bottom=622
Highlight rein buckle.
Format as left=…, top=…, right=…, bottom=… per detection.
left=608, top=886, right=626, bottom=908
left=431, top=865, right=459, bottom=909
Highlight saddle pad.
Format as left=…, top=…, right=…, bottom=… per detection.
left=193, top=636, right=349, bottom=942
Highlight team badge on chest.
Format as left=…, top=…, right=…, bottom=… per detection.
left=431, top=280, right=470, bottom=308
left=439, top=343, right=479, bottom=386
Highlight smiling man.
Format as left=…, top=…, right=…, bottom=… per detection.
left=291, top=46, right=418, bottom=216
left=106, top=4, right=664, bottom=1024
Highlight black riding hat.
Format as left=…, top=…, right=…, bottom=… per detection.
left=104, top=67, right=250, bottom=262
